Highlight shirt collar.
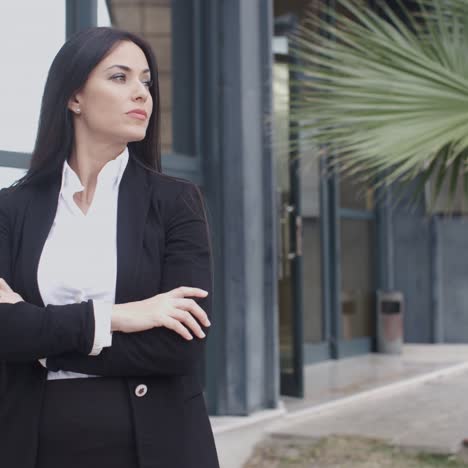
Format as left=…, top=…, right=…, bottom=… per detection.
left=60, top=146, right=129, bottom=197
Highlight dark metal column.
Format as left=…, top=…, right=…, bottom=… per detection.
left=259, top=0, right=280, bottom=409
left=430, top=216, right=443, bottom=342
left=66, top=0, right=97, bottom=39
left=376, top=184, right=395, bottom=292
left=202, top=0, right=278, bottom=415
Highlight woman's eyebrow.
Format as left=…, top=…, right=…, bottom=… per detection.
left=104, top=64, right=151, bottom=74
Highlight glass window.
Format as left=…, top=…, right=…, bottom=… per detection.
left=340, top=173, right=374, bottom=211
left=425, top=172, right=468, bottom=215
left=340, top=218, right=375, bottom=339
left=301, top=154, right=323, bottom=345
left=0, top=2, right=65, bottom=154
left=104, top=0, right=196, bottom=157
left=0, top=167, right=27, bottom=189
left=273, top=58, right=294, bottom=373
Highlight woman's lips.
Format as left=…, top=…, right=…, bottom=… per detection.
left=126, top=112, right=147, bottom=120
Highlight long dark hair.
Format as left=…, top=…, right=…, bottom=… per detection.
left=13, top=26, right=161, bottom=189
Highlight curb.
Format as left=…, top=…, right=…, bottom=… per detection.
left=211, top=402, right=287, bottom=435
left=266, top=361, right=468, bottom=432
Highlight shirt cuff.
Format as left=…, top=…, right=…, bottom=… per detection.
left=38, top=358, right=47, bottom=368
left=89, top=301, right=113, bottom=356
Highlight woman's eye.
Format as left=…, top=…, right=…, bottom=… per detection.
left=110, top=74, right=153, bottom=89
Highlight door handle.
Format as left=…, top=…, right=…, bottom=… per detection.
left=295, top=215, right=302, bottom=257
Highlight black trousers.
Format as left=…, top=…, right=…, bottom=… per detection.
left=36, top=376, right=139, bottom=468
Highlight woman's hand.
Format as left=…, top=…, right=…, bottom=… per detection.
left=111, top=286, right=211, bottom=340
left=0, top=278, right=24, bottom=304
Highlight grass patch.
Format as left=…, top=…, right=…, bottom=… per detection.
left=244, top=435, right=468, bottom=468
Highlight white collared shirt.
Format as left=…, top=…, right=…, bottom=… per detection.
left=36, top=146, right=129, bottom=379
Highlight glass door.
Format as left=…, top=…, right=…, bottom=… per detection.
left=300, top=155, right=330, bottom=364
left=273, top=39, right=304, bottom=398
left=338, top=173, right=377, bottom=356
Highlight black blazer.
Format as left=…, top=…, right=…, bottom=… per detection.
left=0, top=151, right=219, bottom=468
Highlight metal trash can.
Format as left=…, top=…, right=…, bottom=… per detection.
left=376, top=290, right=404, bottom=354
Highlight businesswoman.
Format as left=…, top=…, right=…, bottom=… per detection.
left=0, top=27, right=219, bottom=468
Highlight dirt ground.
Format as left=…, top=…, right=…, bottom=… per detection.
left=243, top=434, right=468, bottom=468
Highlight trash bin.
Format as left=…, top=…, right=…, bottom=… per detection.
left=376, top=290, right=404, bottom=354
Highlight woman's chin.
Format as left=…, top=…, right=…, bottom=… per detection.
left=123, top=131, right=147, bottom=143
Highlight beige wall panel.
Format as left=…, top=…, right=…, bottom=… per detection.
left=111, top=0, right=144, bottom=5
left=160, top=109, right=173, bottom=148
left=147, top=36, right=172, bottom=73
left=143, top=6, right=171, bottom=35
left=112, top=6, right=142, bottom=32
left=108, top=0, right=174, bottom=153
left=158, top=73, right=172, bottom=111
left=111, top=0, right=171, bottom=5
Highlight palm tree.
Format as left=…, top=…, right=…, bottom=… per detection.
left=287, top=0, right=468, bottom=211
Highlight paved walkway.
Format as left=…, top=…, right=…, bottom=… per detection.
left=212, top=345, right=468, bottom=468
left=268, top=368, right=468, bottom=455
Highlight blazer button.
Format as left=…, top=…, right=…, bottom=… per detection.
left=135, top=384, right=148, bottom=397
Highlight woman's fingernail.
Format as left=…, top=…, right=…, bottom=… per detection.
left=200, top=331, right=206, bottom=338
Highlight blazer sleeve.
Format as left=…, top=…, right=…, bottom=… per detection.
left=0, top=188, right=95, bottom=361
left=45, top=182, right=213, bottom=377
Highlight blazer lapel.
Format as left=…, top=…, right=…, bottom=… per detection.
left=115, top=153, right=153, bottom=303
left=21, top=178, right=61, bottom=307
left=19, top=151, right=152, bottom=307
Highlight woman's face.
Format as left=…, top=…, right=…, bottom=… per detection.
left=68, top=40, right=154, bottom=143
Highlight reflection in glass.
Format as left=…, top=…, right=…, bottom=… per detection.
left=273, top=59, right=294, bottom=374
left=340, top=173, right=374, bottom=211
left=340, top=219, right=375, bottom=339
left=301, top=155, right=323, bottom=344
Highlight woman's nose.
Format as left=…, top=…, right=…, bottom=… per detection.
left=132, top=82, right=149, bottom=102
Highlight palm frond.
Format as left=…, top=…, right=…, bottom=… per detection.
left=288, top=0, right=468, bottom=210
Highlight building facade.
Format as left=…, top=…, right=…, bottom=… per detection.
left=0, top=0, right=463, bottom=418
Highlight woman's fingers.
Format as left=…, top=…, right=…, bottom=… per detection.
left=0, top=291, right=24, bottom=304
left=173, top=298, right=210, bottom=327
left=120, top=287, right=211, bottom=337
left=167, top=286, right=208, bottom=299
left=165, top=286, right=211, bottom=327
left=170, top=308, right=206, bottom=339
left=0, top=278, right=14, bottom=293
left=0, top=278, right=24, bottom=304
left=162, top=315, right=193, bottom=340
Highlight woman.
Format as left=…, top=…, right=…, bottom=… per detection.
left=0, top=27, right=219, bottom=468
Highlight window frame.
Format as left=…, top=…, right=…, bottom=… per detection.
left=0, top=0, right=204, bottom=187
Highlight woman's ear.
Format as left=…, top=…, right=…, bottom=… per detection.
left=67, top=93, right=81, bottom=113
